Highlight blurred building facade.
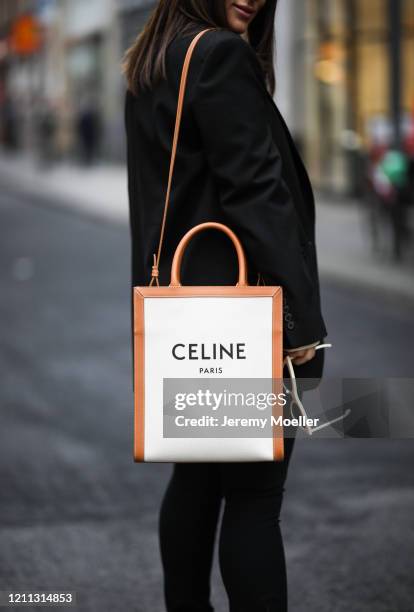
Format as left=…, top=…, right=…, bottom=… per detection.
left=0, top=0, right=123, bottom=160
left=290, top=0, right=414, bottom=196
left=0, top=0, right=413, bottom=196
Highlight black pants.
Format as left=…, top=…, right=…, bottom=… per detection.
left=159, top=435, right=296, bottom=612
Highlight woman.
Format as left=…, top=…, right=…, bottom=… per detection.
left=124, top=1, right=328, bottom=610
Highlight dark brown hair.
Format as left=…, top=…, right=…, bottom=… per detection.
left=123, top=0, right=278, bottom=96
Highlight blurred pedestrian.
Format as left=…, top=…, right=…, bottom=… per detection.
left=1, top=94, right=19, bottom=151
left=124, top=1, right=328, bottom=611
left=380, top=148, right=410, bottom=259
left=35, top=99, right=57, bottom=167
left=55, top=98, right=75, bottom=162
left=76, top=96, right=101, bottom=166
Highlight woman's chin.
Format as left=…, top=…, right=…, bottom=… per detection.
left=228, top=19, right=248, bottom=34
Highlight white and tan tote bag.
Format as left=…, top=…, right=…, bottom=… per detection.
left=133, top=29, right=284, bottom=462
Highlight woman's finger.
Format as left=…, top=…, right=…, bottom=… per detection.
left=290, top=348, right=316, bottom=366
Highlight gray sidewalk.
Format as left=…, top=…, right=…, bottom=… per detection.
left=315, top=194, right=414, bottom=299
left=0, top=153, right=128, bottom=224
left=1, top=152, right=413, bottom=298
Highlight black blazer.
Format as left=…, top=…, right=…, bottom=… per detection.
left=125, top=28, right=328, bottom=378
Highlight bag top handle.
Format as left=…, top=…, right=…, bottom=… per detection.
left=170, top=222, right=248, bottom=287
left=149, top=28, right=216, bottom=287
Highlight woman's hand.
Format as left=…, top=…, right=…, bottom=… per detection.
left=285, top=341, right=319, bottom=366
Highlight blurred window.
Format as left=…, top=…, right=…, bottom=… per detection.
left=300, top=0, right=414, bottom=194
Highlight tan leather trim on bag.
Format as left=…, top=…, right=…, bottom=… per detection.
left=134, top=286, right=285, bottom=461
left=135, top=286, right=280, bottom=300
left=272, top=289, right=284, bottom=461
left=133, top=291, right=145, bottom=461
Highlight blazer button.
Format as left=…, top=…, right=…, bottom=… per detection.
left=287, top=321, right=295, bottom=330
left=283, top=303, right=289, bottom=313
left=284, top=312, right=293, bottom=322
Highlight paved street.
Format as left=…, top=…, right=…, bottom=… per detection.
left=1, top=186, right=414, bottom=612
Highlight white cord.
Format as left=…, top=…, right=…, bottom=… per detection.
left=283, top=343, right=350, bottom=435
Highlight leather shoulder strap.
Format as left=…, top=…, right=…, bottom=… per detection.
left=149, top=28, right=215, bottom=286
